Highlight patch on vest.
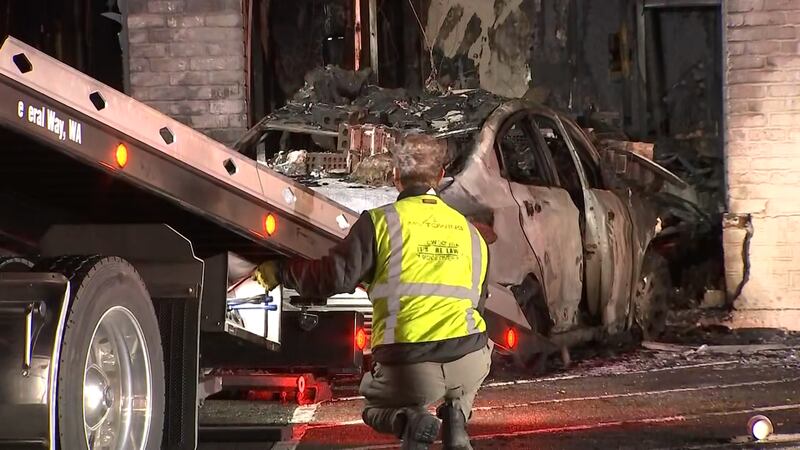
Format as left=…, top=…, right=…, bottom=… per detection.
left=417, top=239, right=460, bottom=261
left=422, top=198, right=437, bottom=204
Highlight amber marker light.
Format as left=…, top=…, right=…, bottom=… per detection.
left=115, top=143, right=128, bottom=168
left=264, top=213, right=278, bottom=236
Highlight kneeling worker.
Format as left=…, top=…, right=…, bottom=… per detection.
left=254, top=134, right=492, bottom=450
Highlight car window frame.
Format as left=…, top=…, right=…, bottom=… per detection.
left=529, top=112, right=587, bottom=193
left=560, top=118, right=605, bottom=190
left=494, top=110, right=559, bottom=187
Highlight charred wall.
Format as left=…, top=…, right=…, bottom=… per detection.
left=423, top=0, right=628, bottom=125
left=424, top=0, right=536, bottom=99
left=423, top=1, right=722, bottom=143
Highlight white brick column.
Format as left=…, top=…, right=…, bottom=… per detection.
left=723, top=0, right=800, bottom=329
left=125, top=0, right=247, bottom=145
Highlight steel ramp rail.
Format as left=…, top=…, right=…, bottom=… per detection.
left=0, top=36, right=359, bottom=259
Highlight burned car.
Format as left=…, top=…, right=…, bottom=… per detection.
left=236, top=71, right=704, bottom=368
left=436, top=99, right=687, bottom=367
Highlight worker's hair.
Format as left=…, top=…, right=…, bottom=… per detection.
left=392, top=133, right=446, bottom=188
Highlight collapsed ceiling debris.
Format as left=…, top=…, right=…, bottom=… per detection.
left=585, top=121, right=724, bottom=223
left=234, top=65, right=503, bottom=184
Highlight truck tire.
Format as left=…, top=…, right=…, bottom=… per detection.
left=35, top=256, right=165, bottom=450
left=632, top=252, right=670, bottom=340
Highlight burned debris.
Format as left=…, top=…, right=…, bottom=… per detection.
left=234, top=61, right=725, bottom=330
left=235, top=65, right=502, bottom=185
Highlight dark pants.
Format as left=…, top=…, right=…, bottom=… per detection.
left=359, top=343, right=492, bottom=434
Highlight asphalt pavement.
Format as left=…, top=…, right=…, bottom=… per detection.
left=199, top=342, right=800, bottom=450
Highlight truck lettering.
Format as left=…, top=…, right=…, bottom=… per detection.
left=46, top=109, right=66, bottom=140
left=68, top=119, right=82, bottom=144
left=22, top=104, right=72, bottom=141
left=27, top=104, right=44, bottom=127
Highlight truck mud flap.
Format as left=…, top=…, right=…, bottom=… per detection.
left=0, top=272, right=69, bottom=448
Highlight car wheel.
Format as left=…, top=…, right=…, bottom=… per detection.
left=35, top=256, right=165, bottom=450
left=632, top=252, right=671, bottom=340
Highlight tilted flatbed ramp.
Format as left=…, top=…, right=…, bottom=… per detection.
left=0, top=36, right=358, bottom=260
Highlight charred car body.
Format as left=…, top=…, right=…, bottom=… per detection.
left=236, top=69, right=706, bottom=368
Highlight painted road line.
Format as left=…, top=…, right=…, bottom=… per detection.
left=290, top=404, right=318, bottom=423
left=306, top=418, right=365, bottom=429
left=272, top=404, right=319, bottom=450
left=330, top=395, right=367, bottom=402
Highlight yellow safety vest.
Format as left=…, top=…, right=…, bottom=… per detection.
left=367, top=194, right=488, bottom=348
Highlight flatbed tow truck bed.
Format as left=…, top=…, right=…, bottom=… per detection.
left=0, top=37, right=359, bottom=259
left=0, top=36, right=367, bottom=449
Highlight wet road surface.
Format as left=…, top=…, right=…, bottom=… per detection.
left=199, top=347, right=800, bottom=449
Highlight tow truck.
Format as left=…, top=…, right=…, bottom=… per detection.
left=0, top=36, right=370, bottom=449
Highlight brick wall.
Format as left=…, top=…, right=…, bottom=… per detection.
left=723, top=0, right=800, bottom=330
left=126, top=0, right=247, bottom=145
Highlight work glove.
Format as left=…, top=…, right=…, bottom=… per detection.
left=253, top=260, right=281, bottom=291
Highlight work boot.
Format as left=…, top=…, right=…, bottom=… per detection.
left=393, top=407, right=441, bottom=450
left=437, top=401, right=473, bottom=450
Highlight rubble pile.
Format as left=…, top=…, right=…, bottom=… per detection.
left=349, top=153, right=394, bottom=186
left=654, top=135, right=724, bottom=218
left=598, top=139, right=655, bottom=161
left=278, top=65, right=502, bottom=136
left=247, top=65, right=503, bottom=186
left=271, top=150, right=309, bottom=177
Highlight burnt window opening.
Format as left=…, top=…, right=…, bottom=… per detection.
left=248, top=0, right=353, bottom=128
left=531, top=115, right=588, bottom=237
left=496, top=116, right=549, bottom=187
left=532, top=115, right=583, bottom=198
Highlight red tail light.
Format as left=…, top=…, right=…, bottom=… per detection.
left=505, top=328, right=517, bottom=349
left=355, top=328, right=368, bottom=350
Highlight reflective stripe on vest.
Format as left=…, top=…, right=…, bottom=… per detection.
left=369, top=199, right=486, bottom=346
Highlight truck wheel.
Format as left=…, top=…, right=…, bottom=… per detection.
left=632, top=252, right=670, bottom=340
left=35, top=256, right=165, bottom=450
